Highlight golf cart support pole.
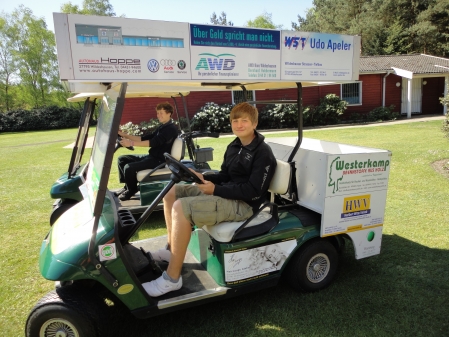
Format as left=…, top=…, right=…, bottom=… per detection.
left=287, top=82, right=303, bottom=163
left=178, top=93, right=192, bottom=132
left=240, top=85, right=248, bottom=102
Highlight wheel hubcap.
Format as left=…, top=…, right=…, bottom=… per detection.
left=40, top=319, right=79, bottom=337
left=306, top=253, right=330, bottom=283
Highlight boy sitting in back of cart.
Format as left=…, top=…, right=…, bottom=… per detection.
left=116, top=102, right=179, bottom=201
left=142, top=102, right=277, bottom=297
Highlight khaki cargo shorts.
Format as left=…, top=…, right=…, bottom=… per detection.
left=175, top=184, right=253, bottom=228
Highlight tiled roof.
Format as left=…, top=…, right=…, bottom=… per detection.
left=360, top=54, right=449, bottom=74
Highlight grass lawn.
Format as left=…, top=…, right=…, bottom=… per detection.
left=0, top=120, right=448, bottom=336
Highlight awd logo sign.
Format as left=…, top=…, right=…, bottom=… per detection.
left=195, top=53, right=235, bottom=70
left=284, top=36, right=308, bottom=50
left=342, top=194, right=371, bottom=219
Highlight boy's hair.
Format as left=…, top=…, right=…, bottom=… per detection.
left=156, top=102, right=174, bottom=115
left=230, top=102, right=258, bottom=124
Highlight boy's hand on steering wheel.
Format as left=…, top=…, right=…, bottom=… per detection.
left=189, top=168, right=205, bottom=183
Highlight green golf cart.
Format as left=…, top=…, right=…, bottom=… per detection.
left=26, top=13, right=391, bottom=336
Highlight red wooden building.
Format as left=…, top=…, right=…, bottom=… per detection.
left=121, top=54, right=449, bottom=125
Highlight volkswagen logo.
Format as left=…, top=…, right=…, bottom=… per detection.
left=147, top=59, right=159, bottom=72
left=160, top=59, right=176, bottom=66
left=177, top=60, right=186, bottom=70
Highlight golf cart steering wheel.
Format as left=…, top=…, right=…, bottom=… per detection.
left=116, top=135, right=134, bottom=151
left=164, top=153, right=203, bottom=184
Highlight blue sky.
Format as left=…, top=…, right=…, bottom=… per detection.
left=2, top=0, right=314, bottom=31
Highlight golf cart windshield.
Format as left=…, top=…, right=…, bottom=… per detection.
left=84, top=83, right=126, bottom=216
left=67, top=98, right=95, bottom=178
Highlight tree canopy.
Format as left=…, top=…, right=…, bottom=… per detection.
left=293, top=0, right=449, bottom=57
left=245, top=12, right=283, bottom=29
left=60, top=0, right=116, bottom=16
left=210, top=12, right=233, bottom=26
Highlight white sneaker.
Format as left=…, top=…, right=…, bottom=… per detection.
left=142, top=272, right=182, bottom=297
left=151, top=248, right=171, bottom=262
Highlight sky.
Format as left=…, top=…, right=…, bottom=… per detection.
left=2, top=0, right=314, bottom=31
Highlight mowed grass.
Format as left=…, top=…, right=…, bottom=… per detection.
left=0, top=120, right=448, bottom=336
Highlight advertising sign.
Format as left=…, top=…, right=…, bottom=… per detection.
left=59, top=14, right=191, bottom=81
left=53, top=13, right=360, bottom=83
left=189, top=24, right=281, bottom=81
left=322, top=152, right=391, bottom=238
left=281, top=32, right=360, bottom=81
left=224, top=239, right=297, bottom=284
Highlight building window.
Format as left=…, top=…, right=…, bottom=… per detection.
left=232, top=90, right=255, bottom=104
left=341, top=82, right=362, bottom=105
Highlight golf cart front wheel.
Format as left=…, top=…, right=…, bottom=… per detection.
left=26, top=289, right=98, bottom=337
left=285, top=240, right=338, bottom=292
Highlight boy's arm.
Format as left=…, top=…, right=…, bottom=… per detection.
left=213, top=147, right=276, bottom=202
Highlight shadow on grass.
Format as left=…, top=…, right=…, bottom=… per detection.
left=110, top=234, right=448, bottom=337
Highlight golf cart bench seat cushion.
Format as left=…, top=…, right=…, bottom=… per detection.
left=136, top=137, right=185, bottom=182
left=202, top=159, right=291, bottom=243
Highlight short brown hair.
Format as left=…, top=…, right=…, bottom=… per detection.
left=156, top=102, right=174, bottom=115
left=229, top=102, right=258, bottom=124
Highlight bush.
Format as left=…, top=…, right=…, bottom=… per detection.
left=259, top=104, right=298, bottom=129
left=190, top=102, right=233, bottom=133
left=0, top=105, right=85, bottom=132
left=304, top=94, right=347, bottom=126
left=366, top=105, right=399, bottom=122
left=119, top=117, right=189, bottom=136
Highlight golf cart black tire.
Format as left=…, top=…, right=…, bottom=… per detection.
left=285, top=239, right=339, bottom=293
left=50, top=200, right=77, bottom=226
left=26, top=287, right=100, bottom=337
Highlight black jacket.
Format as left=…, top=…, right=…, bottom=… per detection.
left=142, top=120, right=179, bottom=162
left=205, top=130, right=277, bottom=211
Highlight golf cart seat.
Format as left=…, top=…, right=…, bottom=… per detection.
left=136, top=137, right=185, bottom=183
left=202, top=159, right=292, bottom=243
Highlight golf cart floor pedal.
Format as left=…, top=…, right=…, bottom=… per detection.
left=122, top=244, right=152, bottom=277
left=140, top=247, right=163, bottom=275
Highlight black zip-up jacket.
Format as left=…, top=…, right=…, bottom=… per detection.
left=205, top=130, right=277, bottom=211
left=142, top=120, right=179, bottom=162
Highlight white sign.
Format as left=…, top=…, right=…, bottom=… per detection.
left=281, top=32, right=360, bottom=81
left=322, top=152, right=391, bottom=237
left=224, top=239, right=297, bottom=284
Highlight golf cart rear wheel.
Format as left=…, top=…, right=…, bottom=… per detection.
left=26, top=288, right=99, bottom=337
left=285, top=240, right=338, bottom=292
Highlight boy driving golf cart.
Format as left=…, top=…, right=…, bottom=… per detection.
left=145, top=102, right=277, bottom=296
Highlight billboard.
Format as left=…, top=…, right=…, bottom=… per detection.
left=54, top=13, right=360, bottom=84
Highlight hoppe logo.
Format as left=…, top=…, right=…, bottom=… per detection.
left=100, top=57, right=140, bottom=65
left=147, top=59, right=159, bottom=73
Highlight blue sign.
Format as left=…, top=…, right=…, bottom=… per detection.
left=190, top=24, right=280, bottom=50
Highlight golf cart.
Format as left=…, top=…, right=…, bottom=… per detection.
left=50, top=91, right=218, bottom=225
left=26, top=13, right=391, bottom=336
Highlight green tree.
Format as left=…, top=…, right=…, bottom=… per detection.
left=210, top=11, right=233, bottom=26
left=291, top=0, right=449, bottom=57
left=60, top=0, right=116, bottom=16
left=9, top=6, right=60, bottom=108
left=0, top=13, right=19, bottom=111
left=245, top=12, right=282, bottom=29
